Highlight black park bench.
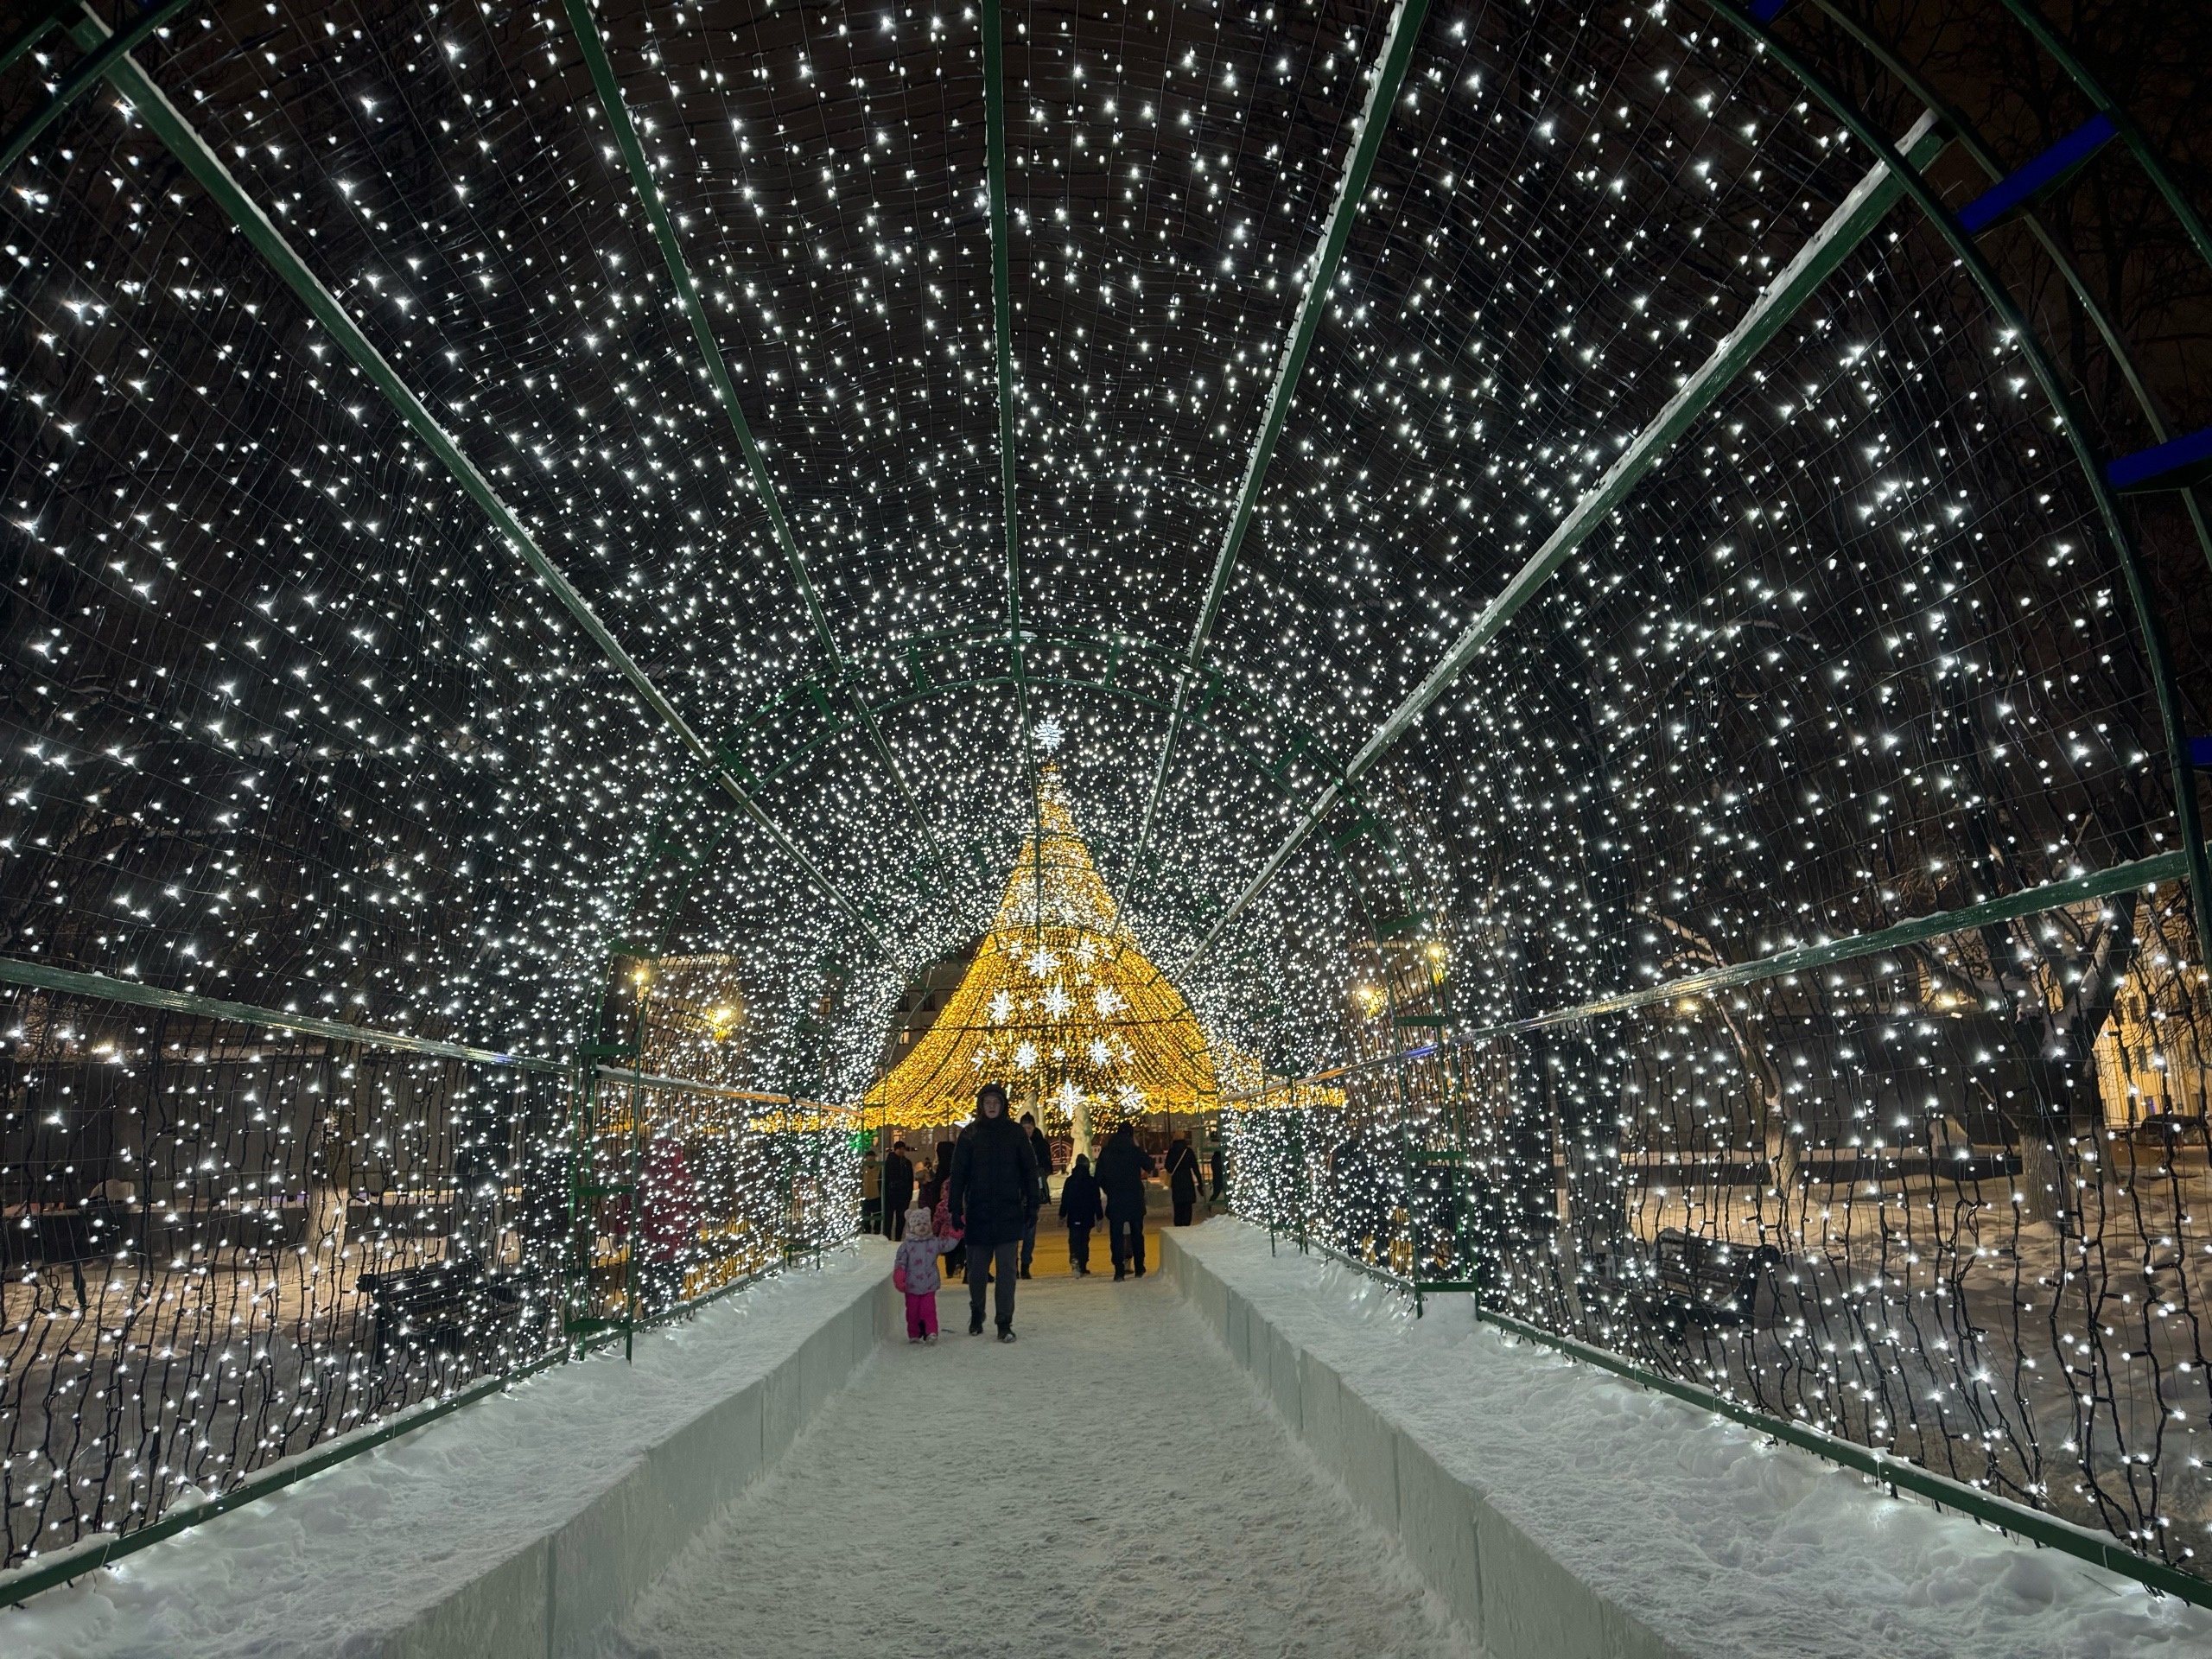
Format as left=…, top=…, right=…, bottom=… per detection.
left=1592, top=1229, right=1783, bottom=1340
left=355, top=1255, right=531, bottom=1369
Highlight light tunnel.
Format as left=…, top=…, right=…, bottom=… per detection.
left=3, top=0, right=2212, bottom=1643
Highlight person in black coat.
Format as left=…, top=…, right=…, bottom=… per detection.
left=931, top=1138, right=962, bottom=1274
left=1057, top=1153, right=1103, bottom=1275
left=949, top=1083, right=1038, bottom=1338
left=1018, top=1111, right=1052, bottom=1278
left=1165, top=1135, right=1202, bottom=1227
left=883, top=1141, right=916, bottom=1241
left=1092, top=1122, right=1155, bottom=1279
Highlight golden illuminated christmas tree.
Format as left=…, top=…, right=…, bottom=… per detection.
left=865, top=762, right=1219, bottom=1142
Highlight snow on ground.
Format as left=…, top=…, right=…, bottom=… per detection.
left=1179, top=1218, right=2212, bottom=1659
left=614, top=1267, right=1476, bottom=1659
left=15, top=1216, right=2196, bottom=1659
left=0, top=1243, right=888, bottom=1659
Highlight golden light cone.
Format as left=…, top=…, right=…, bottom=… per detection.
left=865, top=766, right=1219, bottom=1134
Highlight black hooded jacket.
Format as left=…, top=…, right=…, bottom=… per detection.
left=1058, top=1166, right=1103, bottom=1228
left=1093, top=1128, right=1154, bottom=1223
left=949, top=1110, right=1039, bottom=1249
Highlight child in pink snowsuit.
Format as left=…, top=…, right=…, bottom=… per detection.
left=893, top=1205, right=960, bottom=1342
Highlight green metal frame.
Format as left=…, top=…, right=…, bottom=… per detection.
left=0, top=0, right=198, bottom=176
left=67, top=10, right=887, bottom=954
left=1994, top=0, right=2212, bottom=278
left=1700, top=0, right=2212, bottom=1052
left=1194, top=16, right=2212, bottom=1051
left=57, top=6, right=887, bottom=1389
left=1231, top=837, right=2209, bottom=1096
left=0, top=956, right=564, bottom=1071
left=1806, top=0, right=2212, bottom=588
left=0, top=3, right=73, bottom=79
left=558, top=0, right=960, bottom=900
left=1185, top=111, right=1948, bottom=967
left=1129, top=0, right=1433, bottom=887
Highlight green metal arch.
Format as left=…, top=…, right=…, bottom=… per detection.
left=1805, top=0, right=2212, bottom=582
left=1705, top=0, right=2212, bottom=1028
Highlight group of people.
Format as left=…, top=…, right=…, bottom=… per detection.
left=888, top=1082, right=1039, bottom=1341
left=1053, top=1121, right=1173, bottom=1278
left=887, top=1082, right=1215, bottom=1344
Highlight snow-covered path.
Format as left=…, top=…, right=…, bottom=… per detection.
left=613, top=1267, right=1476, bottom=1659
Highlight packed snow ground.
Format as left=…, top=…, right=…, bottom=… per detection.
left=0, top=1243, right=887, bottom=1658
left=614, top=1266, right=1475, bottom=1659
left=1177, top=1219, right=2212, bottom=1659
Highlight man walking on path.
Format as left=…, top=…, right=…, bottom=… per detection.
left=1018, top=1111, right=1052, bottom=1277
left=1093, top=1122, right=1154, bottom=1280
left=883, top=1140, right=916, bottom=1241
left=950, top=1083, right=1038, bottom=1339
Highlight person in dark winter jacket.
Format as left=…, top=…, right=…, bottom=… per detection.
left=931, top=1138, right=962, bottom=1274
left=883, top=1141, right=916, bottom=1241
left=1057, top=1153, right=1103, bottom=1274
left=1018, top=1111, right=1052, bottom=1278
left=1165, top=1135, right=1202, bottom=1227
left=1092, top=1122, right=1155, bottom=1279
left=949, top=1083, right=1038, bottom=1338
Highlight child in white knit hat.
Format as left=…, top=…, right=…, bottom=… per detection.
left=893, top=1204, right=961, bottom=1343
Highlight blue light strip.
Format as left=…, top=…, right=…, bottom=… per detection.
left=2107, top=423, right=2212, bottom=492
left=1956, top=113, right=2116, bottom=233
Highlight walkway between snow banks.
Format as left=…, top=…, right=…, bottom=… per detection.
left=1166, top=1219, right=2212, bottom=1659
left=13, top=1219, right=2209, bottom=1658
left=613, top=1257, right=1469, bottom=1658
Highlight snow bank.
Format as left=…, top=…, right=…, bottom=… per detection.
left=2, top=1242, right=894, bottom=1659
left=1163, top=1221, right=2212, bottom=1659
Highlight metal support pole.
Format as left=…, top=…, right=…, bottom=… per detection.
left=559, top=0, right=963, bottom=901
left=1128, top=0, right=1432, bottom=889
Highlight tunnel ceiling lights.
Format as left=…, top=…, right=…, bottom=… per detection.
left=0, top=0, right=2203, bottom=1104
